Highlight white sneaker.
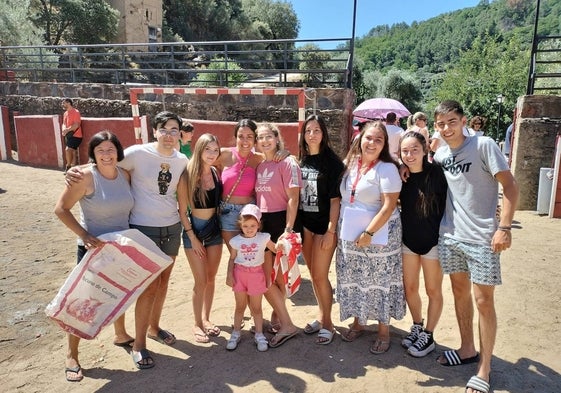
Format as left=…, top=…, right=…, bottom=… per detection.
left=226, top=330, right=241, bottom=351
left=254, top=333, right=268, bottom=352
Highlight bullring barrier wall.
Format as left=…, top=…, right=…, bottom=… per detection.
left=8, top=115, right=299, bottom=169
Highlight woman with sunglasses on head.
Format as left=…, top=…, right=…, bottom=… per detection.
left=298, top=115, right=345, bottom=345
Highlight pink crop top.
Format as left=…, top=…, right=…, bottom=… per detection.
left=221, top=148, right=257, bottom=199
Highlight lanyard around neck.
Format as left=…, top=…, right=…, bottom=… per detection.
left=350, top=158, right=377, bottom=204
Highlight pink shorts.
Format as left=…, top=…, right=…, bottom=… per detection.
left=233, top=264, right=267, bottom=296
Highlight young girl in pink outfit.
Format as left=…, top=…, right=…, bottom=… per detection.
left=226, top=204, right=279, bottom=352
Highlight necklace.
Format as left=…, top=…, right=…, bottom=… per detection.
left=201, top=170, right=214, bottom=190
left=350, top=158, right=378, bottom=204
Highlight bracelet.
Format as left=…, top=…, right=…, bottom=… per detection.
left=184, top=228, right=193, bottom=233
left=362, top=230, right=374, bottom=237
left=497, top=226, right=511, bottom=231
left=284, top=226, right=294, bottom=233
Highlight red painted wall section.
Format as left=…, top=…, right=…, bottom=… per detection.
left=12, top=116, right=299, bottom=168
left=186, top=119, right=300, bottom=155
left=1, top=106, right=12, bottom=160
left=15, top=115, right=61, bottom=168
left=77, top=118, right=137, bottom=165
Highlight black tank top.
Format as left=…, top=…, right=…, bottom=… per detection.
left=193, top=167, right=222, bottom=209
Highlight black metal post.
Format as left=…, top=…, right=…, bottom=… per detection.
left=347, top=0, right=357, bottom=89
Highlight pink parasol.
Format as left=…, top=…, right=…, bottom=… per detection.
left=353, top=97, right=411, bottom=120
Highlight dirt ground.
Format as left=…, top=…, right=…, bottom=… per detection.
left=1, top=160, right=560, bottom=393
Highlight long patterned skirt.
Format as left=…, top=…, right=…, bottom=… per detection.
left=335, top=214, right=405, bottom=325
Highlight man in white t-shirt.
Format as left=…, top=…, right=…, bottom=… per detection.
left=385, top=112, right=404, bottom=161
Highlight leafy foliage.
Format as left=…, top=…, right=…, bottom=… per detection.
left=0, top=0, right=43, bottom=46
left=352, top=0, right=560, bottom=141
left=163, top=0, right=246, bottom=42
left=30, top=0, right=119, bottom=46
left=191, top=57, right=247, bottom=87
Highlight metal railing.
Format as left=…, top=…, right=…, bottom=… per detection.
left=526, top=0, right=561, bottom=94
left=0, top=38, right=352, bottom=88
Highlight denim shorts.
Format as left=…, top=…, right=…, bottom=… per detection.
left=130, top=222, right=182, bottom=257
left=219, top=201, right=253, bottom=232
left=182, top=215, right=223, bottom=248
left=438, top=236, right=502, bottom=285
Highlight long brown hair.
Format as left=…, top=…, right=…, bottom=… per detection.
left=399, top=131, right=445, bottom=218
left=186, top=133, right=221, bottom=208
left=343, top=121, right=397, bottom=172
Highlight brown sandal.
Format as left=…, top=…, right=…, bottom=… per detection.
left=369, top=338, right=391, bottom=354
left=341, top=328, right=365, bottom=342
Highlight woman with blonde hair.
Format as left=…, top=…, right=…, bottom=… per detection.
left=178, top=133, right=224, bottom=344
left=254, top=122, right=301, bottom=347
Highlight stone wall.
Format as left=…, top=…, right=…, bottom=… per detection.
left=0, top=81, right=355, bottom=158
left=512, top=95, right=561, bottom=210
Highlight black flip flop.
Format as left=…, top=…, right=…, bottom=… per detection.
left=65, top=365, right=83, bottom=382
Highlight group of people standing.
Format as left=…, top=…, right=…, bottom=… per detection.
left=57, top=100, right=518, bottom=393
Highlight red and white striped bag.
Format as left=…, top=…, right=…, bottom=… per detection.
left=272, top=232, right=302, bottom=298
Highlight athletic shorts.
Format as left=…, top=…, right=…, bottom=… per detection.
left=261, top=211, right=286, bottom=243
left=438, top=236, right=502, bottom=285
left=65, top=136, right=83, bottom=149
left=402, top=244, right=439, bottom=260
left=232, top=264, right=267, bottom=296
left=130, top=222, right=182, bottom=257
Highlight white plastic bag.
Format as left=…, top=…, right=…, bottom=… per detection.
left=45, top=229, right=173, bottom=339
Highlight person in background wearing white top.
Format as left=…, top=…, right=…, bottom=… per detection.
left=468, top=116, right=486, bottom=136
left=408, top=112, right=431, bottom=150
left=385, top=112, right=404, bottom=161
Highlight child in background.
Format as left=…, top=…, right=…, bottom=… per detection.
left=178, top=120, right=194, bottom=159
left=226, top=204, right=279, bottom=352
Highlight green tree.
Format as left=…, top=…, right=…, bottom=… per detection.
left=241, top=0, right=299, bottom=41
left=377, top=69, right=423, bottom=113
left=163, top=0, right=246, bottom=42
left=31, top=0, right=119, bottom=46
left=0, top=0, right=43, bottom=46
left=298, top=43, right=332, bottom=86
left=430, top=34, right=529, bottom=140
left=191, top=57, right=246, bottom=87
